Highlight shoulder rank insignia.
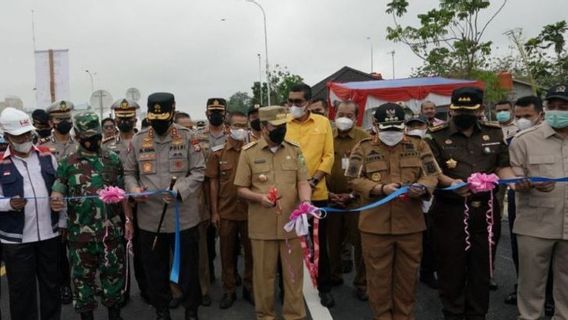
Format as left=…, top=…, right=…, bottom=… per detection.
left=243, top=141, right=258, bottom=150
left=429, top=123, right=448, bottom=132
left=480, top=121, right=501, bottom=128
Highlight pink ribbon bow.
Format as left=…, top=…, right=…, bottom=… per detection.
left=98, top=186, right=126, bottom=204
left=467, top=173, right=499, bottom=193
left=284, top=202, right=323, bottom=236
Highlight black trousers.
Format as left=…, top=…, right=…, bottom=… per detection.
left=312, top=200, right=332, bottom=293
left=432, top=196, right=501, bottom=320
left=131, top=206, right=148, bottom=297
left=139, top=227, right=201, bottom=311
left=58, top=239, right=71, bottom=289
left=3, top=236, right=61, bottom=320
left=420, top=211, right=437, bottom=277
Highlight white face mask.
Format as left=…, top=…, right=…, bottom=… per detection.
left=12, top=141, right=33, bottom=154
left=406, top=128, right=427, bottom=138
left=230, top=128, right=247, bottom=141
left=378, top=130, right=404, bottom=146
left=290, top=105, right=305, bottom=119
left=335, top=117, right=354, bottom=131
left=516, top=118, right=535, bottom=131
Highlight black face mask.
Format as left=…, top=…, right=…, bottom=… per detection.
left=151, top=120, right=172, bottom=136
left=117, top=120, right=134, bottom=133
left=37, top=128, right=52, bottom=138
left=268, top=125, right=287, bottom=145
left=453, top=114, right=478, bottom=130
left=208, top=111, right=225, bottom=127
left=250, top=118, right=261, bottom=131
left=56, top=121, right=73, bottom=134
left=80, top=134, right=102, bottom=153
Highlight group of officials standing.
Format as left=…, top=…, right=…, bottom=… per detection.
left=0, top=81, right=567, bottom=320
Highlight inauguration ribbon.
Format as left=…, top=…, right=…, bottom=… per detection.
left=283, top=202, right=325, bottom=287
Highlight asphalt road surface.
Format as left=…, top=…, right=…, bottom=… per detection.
left=0, top=219, right=535, bottom=319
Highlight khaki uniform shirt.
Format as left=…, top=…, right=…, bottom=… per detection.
left=102, top=135, right=131, bottom=163
left=124, top=124, right=205, bottom=232
left=40, top=135, right=77, bottom=162
left=348, top=135, right=440, bottom=235
left=509, top=123, right=568, bottom=240
left=427, top=121, right=510, bottom=201
left=501, top=122, right=519, bottom=140
left=328, top=127, right=369, bottom=195
left=205, top=137, right=248, bottom=221
left=234, top=138, right=308, bottom=240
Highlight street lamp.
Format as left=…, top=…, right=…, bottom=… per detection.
left=257, top=53, right=263, bottom=106
left=388, top=50, right=396, bottom=79
left=246, top=0, right=271, bottom=106
left=85, top=70, right=95, bottom=93
left=367, top=37, right=374, bottom=73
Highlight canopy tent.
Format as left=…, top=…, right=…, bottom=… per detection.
left=327, top=77, right=484, bottom=128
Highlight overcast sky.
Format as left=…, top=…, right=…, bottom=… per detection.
left=1, top=0, right=567, bottom=117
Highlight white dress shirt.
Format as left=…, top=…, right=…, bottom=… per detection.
left=0, top=148, right=66, bottom=244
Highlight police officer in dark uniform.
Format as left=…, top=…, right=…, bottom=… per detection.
left=427, top=87, right=515, bottom=320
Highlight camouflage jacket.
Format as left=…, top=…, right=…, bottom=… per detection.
left=52, top=147, right=124, bottom=242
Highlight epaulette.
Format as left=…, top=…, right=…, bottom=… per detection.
left=428, top=123, right=448, bottom=133
left=242, top=141, right=257, bottom=150
left=480, top=121, right=501, bottom=128
left=211, top=144, right=224, bottom=152
left=513, top=125, right=539, bottom=139
left=284, top=139, right=301, bottom=148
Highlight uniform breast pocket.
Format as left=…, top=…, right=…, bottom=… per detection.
left=280, top=158, right=298, bottom=184
left=365, top=161, right=388, bottom=183
left=101, top=168, right=118, bottom=185
left=252, top=163, right=270, bottom=184
left=400, top=157, right=421, bottom=184
left=169, top=149, right=188, bottom=173
left=528, top=155, right=556, bottom=177
left=219, top=163, right=233, bottom=180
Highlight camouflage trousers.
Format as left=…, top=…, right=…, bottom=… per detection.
left=69, top=234, right=125, bottom=313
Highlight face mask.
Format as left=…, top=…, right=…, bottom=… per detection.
left=11, top=140, right=33, bottom=154
left=516, top=118, right=536, bottom=131
left=335, top=117, right=354, bottom=132
left=80, top=134, right=101, bottom=153
left=37, top=128, right=51, bottom=138
left=230, top=128, right=247, bottom=141
left=55, top=121, right=73, bottom=134
left=378, top=130, right=404, bottom=146
left=250, top=118, right=261, bottom=131
left=117, top=120, right=134, bottom=133
left=208, top=111, right=225, bottom=127
left=496, top=111, right=511, bottom=123
left=545, top=110, right=568, bottom=129
left=290, top=105, right=305, bottom=119
left=151, top=119, right=172, bottom=136
left=267, top=125, right=287, bottom=145
left=406, top=128, right=427, bottom=138
left=453, top=114, right=478, bottom=129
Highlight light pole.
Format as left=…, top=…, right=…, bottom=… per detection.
left=257, top=53, right=263, bottom=106
left=367, top=37, right=374, bottom=73
left=246, top=0, right=271, bottom=106
left=388, top=50, right=396, bottom=79
left=85, top=70, right=95, bottom=93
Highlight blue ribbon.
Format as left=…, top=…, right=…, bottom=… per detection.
left=323, top=176, right=568, bottom=213
left=170, top=199, right=181, bottom=284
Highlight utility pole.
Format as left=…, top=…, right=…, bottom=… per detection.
left=258, top=53, right=263, bottom=106
left=388, top=50, right=396, bottom=79
left=367, top=37, right=374, bottom=72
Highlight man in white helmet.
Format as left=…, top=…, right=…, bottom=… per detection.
left=0, top=107, right=65, bottom=320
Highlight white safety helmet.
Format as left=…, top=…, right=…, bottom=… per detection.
left=0, top=107, right=35, bottom=136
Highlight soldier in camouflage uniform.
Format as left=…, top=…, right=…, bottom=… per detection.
left=51, top=112, right=132, bottom=320
left=42, top=99, right=78, bottom=305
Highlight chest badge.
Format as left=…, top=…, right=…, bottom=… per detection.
left=371, top=172, right=381, bottom=182
left=142, top=161, right=153, bottom=173
left=483, top=147, right=491, bottom=154
left=446, top=158, right=458, bottom=169
left=445, top=139, right=453, bottom=145
left=482, top=135, right=490, bottom=141
left=258, top=174, right=268, bottom=182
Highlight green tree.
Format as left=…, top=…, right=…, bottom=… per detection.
left=386, top=0, right=508, bottom=78
left=524, top=21, right=568, bottom=88
left=228, top=91, right=252, bottom=114
left=251, top=65, right=304, bottom=106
